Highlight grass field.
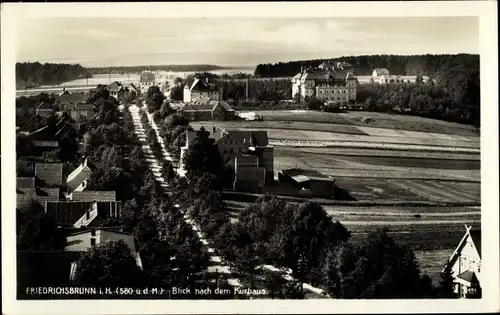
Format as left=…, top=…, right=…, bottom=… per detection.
left=191, top=121, right=368, bottom=136
left=252, top=110, right=479, bottom=137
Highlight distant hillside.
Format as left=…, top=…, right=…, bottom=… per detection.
left=254, top=54, right=479, bottom=77
left=87, top=64, right=229, bottom=75
left=16, top=62, right=91, bottom=89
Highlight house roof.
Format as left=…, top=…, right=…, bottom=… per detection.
left=19, top=114, right=45, bottom=133
left=55, top=93, right=88, bottom=104
left=190, top=78, right=220, bottom=92
left=71, top=191, right=116, bottom=202
left=181, top=100, right=235, bottom=113
left=62, top=103, right=95, bottom=111
left=66, top=159, right=92, bottom=193
left=281, top=168, right=333, bottom=183
left=17, top=177, right=35, bottom=189
left=37, top=102, right=52, bottom=111
left=373, top=68, right=390, bottom=76
left=17, top=187, right=60, bottom=211
left=35, top=163, right=63, bottom=186
left=140, top=72, right=155, bottom=83
left=46, top=200, right=121, bottom=227
left=469, top=229, right=481, bottom=257
left=45, top=201, right=91, bottom=226
left=445, top=227, right=481, bottom=272
left=106, top=81, right=123, bottom=93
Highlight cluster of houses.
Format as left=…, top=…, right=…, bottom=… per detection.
left=16, top=89, right=142, bottom=292
left=179, top=77, right=237, bottom=121
left=179, top=126, right=336, bottom=198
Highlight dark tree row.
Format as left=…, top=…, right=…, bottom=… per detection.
left=16, top=62, right=91, bottom=89
left=254, top=54, right=479, bottom=77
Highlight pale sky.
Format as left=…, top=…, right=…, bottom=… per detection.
left=16, top=17, right=479, bottom=68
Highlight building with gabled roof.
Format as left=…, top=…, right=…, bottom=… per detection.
left=443, top=226, right=482, bottom=298
left=180, top=127, right=273, bottom=190
left=66, top=158, right=92, bottom=194
left=279, top=168, right=335, bottom=198
left=45, top=200, right=121, bottom=228
left=17, top=177, right=35, bottom=189
left=372, top=68, right=390, bottom=77
left=292, top=66, right=357, bottom=104
left=17, top=187, right=60, bottom=211
left=139, top=71, right=155, bottom=94
left=70, top=191, right=116, bottom=202
left=183, top=77, right=222, bottom=103
left=178, top=100, right=236, bottom=121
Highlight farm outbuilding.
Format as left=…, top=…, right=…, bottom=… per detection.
left=278, top=168, right=335, bottom=198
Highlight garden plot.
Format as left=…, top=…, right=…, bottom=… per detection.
left=389, top=179, right=480, bottom=203
left=339, top=111, right=479, bottom=137
left=355, top=125, right=478, bottom=143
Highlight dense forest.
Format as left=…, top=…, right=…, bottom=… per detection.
left=254, top=54, right=479, bottom=77
left=87, top=64, right=229, bottom=75
left=16, top=62, right=91, bottom=89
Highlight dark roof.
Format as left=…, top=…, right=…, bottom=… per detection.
left=373, top=68, right=390, bottom=76
left=55, top=93, right=88, bottom=104
left=281, top=168, right=333, bottom=182
left=17, top=177, right=35, bottom=189
left=17, top=251, right=80, bottom=289
left=66, top=160, right=92, bottom=193
left=190, top=78, right=220, bottom=92
left=106, top=81, right=123, bottom=93
left=17, top=188, right=60, bottom=211
left=213, top=129, right=268, bottom=147
left=68, top=226, right=128, bottom=237
left=62, top=103, right=95, bottom=111
left=71, top=191, right=116, bottom=202
left=35, top=163, right=63, bottom=185
left=19, top=114, right=45, bottom=133
left=457, top=270, right=479, bottom=283
left=304, top=70, right=351, bottom=81
left=470, top=229, right=481, bottom=257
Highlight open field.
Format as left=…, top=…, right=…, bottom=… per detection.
left=283, top=147, right=480, bottom=161
left=252, top=110, right=479, bottom=137
left=191, top=121, right=368, bottom=136
left=273, top=148, right=480, bottom=182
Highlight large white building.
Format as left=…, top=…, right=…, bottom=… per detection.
left=291, top=65, right=357, bottom=105
left=139, top=71, right=156, bottom=95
